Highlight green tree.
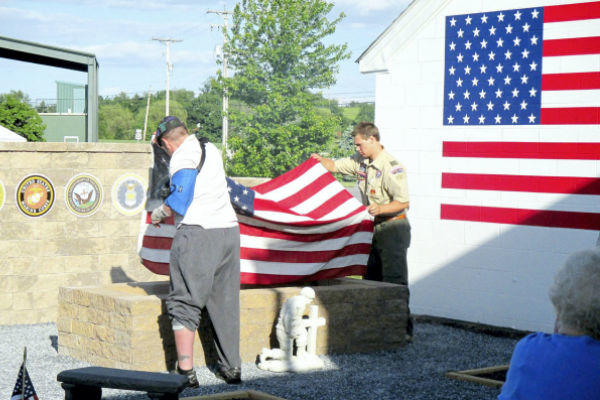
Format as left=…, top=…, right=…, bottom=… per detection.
left=354, top=102, right=375, bottom=124
left=35, top=100, right=57, bottom=113
left=134, top=99, right=187, bottom=140
left=0, top=93, right=45, bottom=141
left=171, top=89, right=196, bottom=109
left=98, top=90, right=200, bottom=141
left=98, top=104, right=134, bottom=140
left=187, top=80, right=223, bottom=144
left=224, top=0, right=350, bottom=177
left=0, top=90, right=31, bottom=104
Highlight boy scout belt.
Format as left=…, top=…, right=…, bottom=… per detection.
left=374, top=213, right=406, bottom=225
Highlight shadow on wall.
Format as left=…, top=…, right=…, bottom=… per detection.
left=410, top=179, right=600, bottom=332
left=110, top=267, right=136, bottom=284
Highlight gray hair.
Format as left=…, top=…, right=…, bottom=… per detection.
left=549, top=248, right=600, bottom=340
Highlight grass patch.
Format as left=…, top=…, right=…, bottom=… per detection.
left=341, top=107, right=360, bottom=121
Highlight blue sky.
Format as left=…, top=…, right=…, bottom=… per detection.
left=0, top=0, right=411, bottom=104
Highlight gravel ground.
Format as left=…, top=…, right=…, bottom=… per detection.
left=0, top=321, right=519, bottom=400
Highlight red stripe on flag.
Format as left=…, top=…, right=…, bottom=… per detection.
left=306, top=190, right=355, bottom=220
left=443, top=141, right=600, bottom=159
left=542, top=36, right=600, bottom=57
left=544, top=1, right=600, bottom=22
left=542, top=72, right=600, bottom=91
left=240, top=265, right=367, bottom=285
left=442, top=173, right=600, bottom=194
left=253, top=157, right=320, bottom=194
left=142, top=235, right=174, bottom=250
left=240, top=243, right=371, bottom=263
left=441, top=204, right=600, bottom=230
left=141, top=259, right=170, bottom=275
left=540, top=107, right=600, bottom=125
left=240, top=220, right=373, bottom=242
left=253, top=197, right=302, bottom=215
left=275, top=173, right=336, bottom=209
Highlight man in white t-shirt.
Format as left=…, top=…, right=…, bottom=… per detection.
left=150, top=116, right=241, bottom=386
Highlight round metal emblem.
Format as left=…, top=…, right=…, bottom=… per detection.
left=65, top=173, right=103, bottom=217
left=111, top=173, right=146, bottom=216
left=16, top=174, right=55, bottom=217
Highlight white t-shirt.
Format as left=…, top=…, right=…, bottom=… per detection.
left=169, top=135, right=237, bottom=229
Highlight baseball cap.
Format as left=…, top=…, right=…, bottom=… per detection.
left=155, top=116, right=185, bottom=145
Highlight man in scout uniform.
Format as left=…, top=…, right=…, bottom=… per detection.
left=311, top=121, right=413, bottom=338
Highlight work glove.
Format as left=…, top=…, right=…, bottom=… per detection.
left=151, top=204, right=169, bottom=224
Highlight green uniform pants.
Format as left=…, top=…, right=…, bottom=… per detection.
left=366, top=217, right=411, bottom=284
left=365, top=217, right=413, bottom=336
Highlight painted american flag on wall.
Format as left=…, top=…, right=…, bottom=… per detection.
left=139, top=158, right=373, bottom=284
left=443, top=1, right=599, bottom=125
left=441, top=1, right=600, bottom=229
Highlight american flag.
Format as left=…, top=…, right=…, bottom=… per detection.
left=11, top=364, right=38, bottom=400
left=440, top=1, right=600, bottom=229
left=139, top=158, right=374, bottom=284
left=444, top=2, right=599, bottom=126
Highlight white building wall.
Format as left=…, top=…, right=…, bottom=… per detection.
left=369, top=0, right=600, bottom=332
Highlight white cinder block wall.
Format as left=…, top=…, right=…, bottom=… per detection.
left=360, top=0, right=600, bottom=332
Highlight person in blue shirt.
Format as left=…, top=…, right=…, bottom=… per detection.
left=499, top=248, right=600, bottom=400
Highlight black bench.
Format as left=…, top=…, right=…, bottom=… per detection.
left=57, top=367, right=189, bottom=400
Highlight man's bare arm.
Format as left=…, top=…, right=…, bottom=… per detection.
left=310, top=154, right=336, bottom=173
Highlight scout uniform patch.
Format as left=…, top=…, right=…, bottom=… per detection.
left=334, top=150, right=409, bottom=207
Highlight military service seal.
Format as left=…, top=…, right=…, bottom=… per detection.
left=16, top=174, right=55, bottom=217
left=111, top=173, right=146, bottom=216
left=65, top=173, right=103, bottom=217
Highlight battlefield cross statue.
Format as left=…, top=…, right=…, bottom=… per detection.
left=258, top=287, right=326, bottom=373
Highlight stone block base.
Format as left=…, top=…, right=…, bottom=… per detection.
left=58, top=278, right=408, bottom=372
left=185, top=390, right=286, bottom=400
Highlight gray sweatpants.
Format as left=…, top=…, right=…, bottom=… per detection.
left=166, top=224, right=241, bottom=370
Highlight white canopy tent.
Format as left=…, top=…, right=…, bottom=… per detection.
left=0, top=124, right=26, bottom=142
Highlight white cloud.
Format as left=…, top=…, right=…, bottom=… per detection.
left=79, top=41, right=214, bottom=68
left=172, top=49, right=215, bottom=65
left=104, top=0, right=200, bottom=11
left=81, top=41, right=161, bottom=62
left=349, top=22, right=367, bottom=29
left=13, top=0, right=202, bottom=11
left=0, top=6, right=85, bottom=24
left=335, top=0, right=412, bottom=15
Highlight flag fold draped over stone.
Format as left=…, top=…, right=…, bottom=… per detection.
left=139, top=158, right=374, bottom=284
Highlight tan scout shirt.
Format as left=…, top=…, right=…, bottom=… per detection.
left=334, top=150, right=409, bottom=208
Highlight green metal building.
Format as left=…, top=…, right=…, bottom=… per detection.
left=0, top=35, right=99, bottom=142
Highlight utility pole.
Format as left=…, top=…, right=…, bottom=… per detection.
left=143, top=86, right=152, bottom=141
left=207, top=8, right=232, bottom=154
left=152, top=37, right=182, bottom=116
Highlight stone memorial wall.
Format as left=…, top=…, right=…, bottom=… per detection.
left=0, top=142, right=162, bottom=325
